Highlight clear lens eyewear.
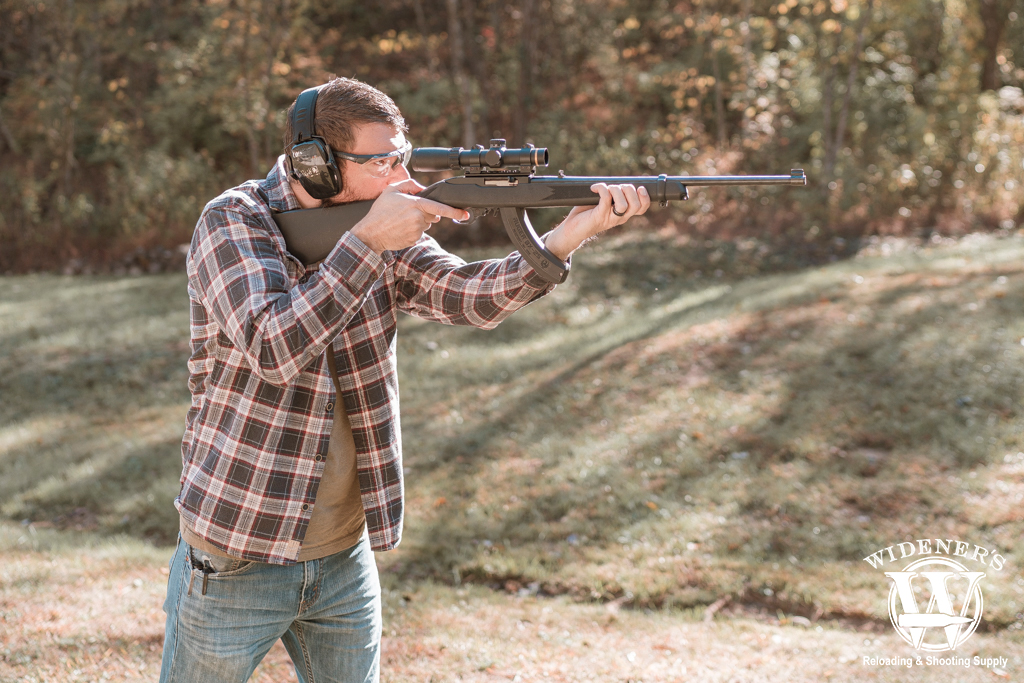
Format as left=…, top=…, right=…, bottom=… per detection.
left=333, top=141, right=412, bottom=178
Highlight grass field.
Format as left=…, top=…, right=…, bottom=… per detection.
left=3, top=229, right=1024, bottom=680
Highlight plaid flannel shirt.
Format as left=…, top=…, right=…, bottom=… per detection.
left=178, top=157, right=557, bottom=564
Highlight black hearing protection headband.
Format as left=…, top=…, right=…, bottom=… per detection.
left=292, top=87, right=319, bottom=145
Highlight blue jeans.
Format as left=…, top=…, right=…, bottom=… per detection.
left=159, top=532, right=381, bottom=683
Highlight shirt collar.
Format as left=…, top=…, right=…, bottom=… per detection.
left=260, top=155, right=303, bottom=213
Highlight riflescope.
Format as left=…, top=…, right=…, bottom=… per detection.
left=411, top=139, right=548, bottom=173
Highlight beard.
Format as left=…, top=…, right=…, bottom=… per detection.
left=317, top=166, right=360, bottom=207
left=319, top=167, right=389, bottom=208
left=320, top=186, right=380, bottom=208
left=320, top=189, right=359, bottom=208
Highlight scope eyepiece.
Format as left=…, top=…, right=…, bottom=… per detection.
left=408, top=147, right=453, bottom=172
left=411, top=139, right=548, bottom=173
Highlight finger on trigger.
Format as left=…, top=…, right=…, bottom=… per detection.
left=419, top=197, right=470, bottom=222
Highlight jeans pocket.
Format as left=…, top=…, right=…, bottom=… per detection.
left=213, top=559, right=259, bottom=576
left=187, top=544, right=259, bottom=576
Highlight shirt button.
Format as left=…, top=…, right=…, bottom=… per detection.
left=301, top=503, right=310, bottom=511
left=325, top=402, right=334, bottom=412
left=315, top=454, right=324, bottom=462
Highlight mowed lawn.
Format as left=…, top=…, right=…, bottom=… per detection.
left=3, top=230, right=1024, bottom=681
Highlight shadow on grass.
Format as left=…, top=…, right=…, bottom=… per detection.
left=0, top=275, right=190, bottom=544
left=4, top=241, right=1024, bottom=623
left=391, top=239, right=1024, bottom=619
left=1, top=420, right=183, bottom=543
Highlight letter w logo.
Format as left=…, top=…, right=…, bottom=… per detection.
left=884, top=569, right=985, bottom=650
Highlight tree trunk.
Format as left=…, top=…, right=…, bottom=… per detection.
left=0, top=106, right=19, bottom=154
left=698, top=6, right=727, bottom=151
left=821, top=59, right=834, bottom=183
left=710, top=40, right=727, bottom=151
left=832, top=0, right=874, bottom=163
left=59, top=0, right=79, bottom=202
left=446, top=0, right=476, bottom=146
left=513, top=0, right=536, bottom=145
left=462, top=0, right=492, bottom=140
left=238, top=0, right=261, bottom=176
left=740, top=0, right=755, bottom=146
left=823, top=0, right=874, bottom=182
left=262, top=0, right=289, bottom=164
left=411, top=0, right=439, bottom=77
left=978, top=0, right=1009, bottom=91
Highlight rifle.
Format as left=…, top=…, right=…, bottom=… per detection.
left=271, top=139, right=806, bottom=283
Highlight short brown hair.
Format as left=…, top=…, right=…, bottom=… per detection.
left=282, top=77, right=407, bottom=155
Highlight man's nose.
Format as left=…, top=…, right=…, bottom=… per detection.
left=392, top=163, right=411, bottom=182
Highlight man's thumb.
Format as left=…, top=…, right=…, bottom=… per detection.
left=388, top=178, right=425, bottom=195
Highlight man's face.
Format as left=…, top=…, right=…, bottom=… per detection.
left=323, top=123, right=411, bottom=207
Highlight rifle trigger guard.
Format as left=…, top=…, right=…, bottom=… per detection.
left=498, top=207, right=570, bottom=284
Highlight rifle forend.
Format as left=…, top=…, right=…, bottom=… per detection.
left=271, top=139, right=807, bottom=283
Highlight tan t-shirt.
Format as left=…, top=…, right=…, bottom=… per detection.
left=293, top=403, right=366, bottom=559
left=181, top=366, right=365, bottom=561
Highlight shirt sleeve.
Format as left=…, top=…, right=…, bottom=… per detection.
left=392, top=234, right=560, bottom=329
left=188, top=191, right=386, bottom=386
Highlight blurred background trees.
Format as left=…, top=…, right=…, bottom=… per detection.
left=1, top=0, right=1022, bottom=272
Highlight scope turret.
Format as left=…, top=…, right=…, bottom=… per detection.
left=411, top=139, right=548, bottom=173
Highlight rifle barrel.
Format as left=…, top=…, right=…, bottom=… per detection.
left=420, top=169, right=806, bottom=210
left=678, top=169, right=806, bottom=185
left=539, top=169, right=806, bottom=186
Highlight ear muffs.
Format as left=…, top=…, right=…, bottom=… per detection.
left=288, top=86, right=342, bottom=200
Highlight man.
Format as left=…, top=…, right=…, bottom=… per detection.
left=160, top=76, right=649, bottom=682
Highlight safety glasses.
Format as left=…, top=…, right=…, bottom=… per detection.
left=332, top=140, right=413, bottom=178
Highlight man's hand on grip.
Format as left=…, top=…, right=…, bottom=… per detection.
left=350, top=179, right=470, bottom=254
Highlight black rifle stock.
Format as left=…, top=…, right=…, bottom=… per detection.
left=271, top=139, right=807, bottom=283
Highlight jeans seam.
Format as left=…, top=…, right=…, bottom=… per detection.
left=163, top=542, right=185, bottom=681
left=299, top=561, right=309, bottom=614
left=299, top=559, right=322, bottom=614
left=294, top=621, right=316, bottom=683
left=314, top=558, right=324, bottom=607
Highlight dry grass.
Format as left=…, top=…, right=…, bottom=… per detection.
left=388, top=230, right=1024, bottom=624
left=4, top=230, right=1024, bottom=680
left=3, top=525, right=1022, bottom=682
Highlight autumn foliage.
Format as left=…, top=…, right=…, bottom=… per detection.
left=1, top=0, right=1022, bottom=273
